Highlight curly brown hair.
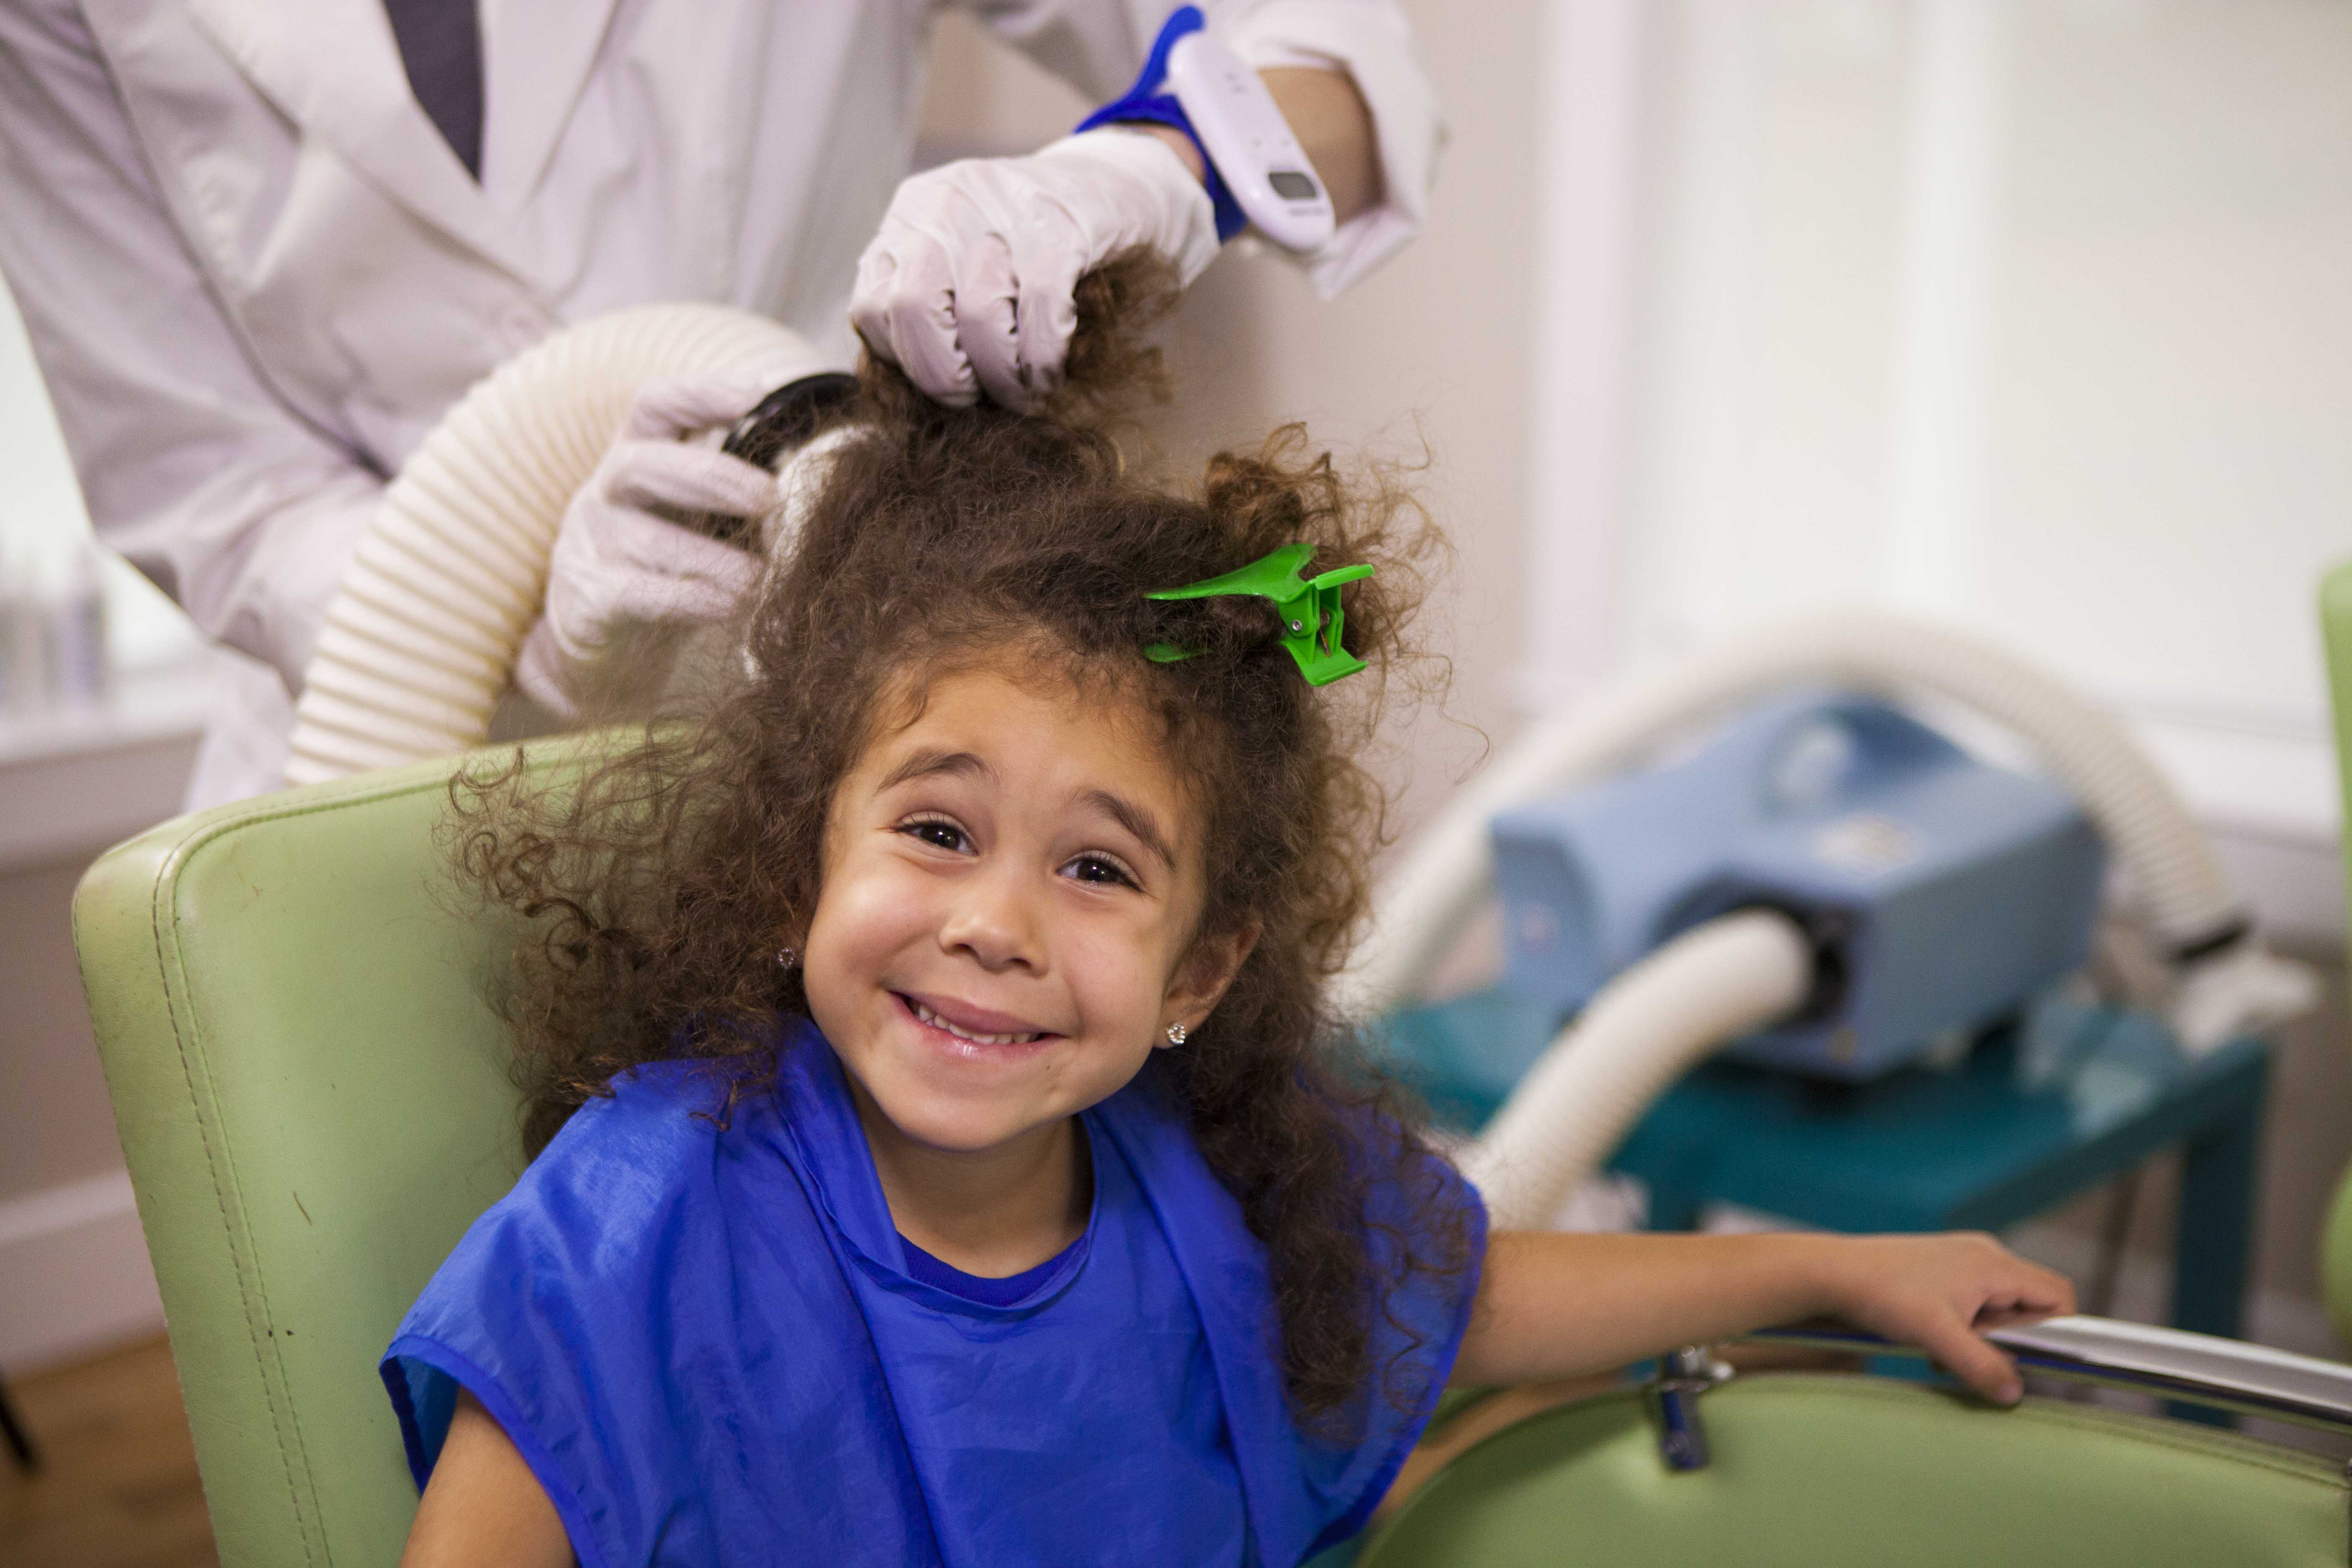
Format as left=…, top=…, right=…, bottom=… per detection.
left=452, top=256, right=1475, bottom=1424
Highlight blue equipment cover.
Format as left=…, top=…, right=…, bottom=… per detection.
left=380, top=1018, right=1483, bottom=1568
left=1492, top=690, right=2104, bottom=1079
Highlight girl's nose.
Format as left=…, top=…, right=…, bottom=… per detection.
left=937, top=865, right=1047, bottom=973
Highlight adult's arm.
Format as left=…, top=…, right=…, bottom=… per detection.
left=960, top=0, right=1444, bottom=295
left=0, top=0, right=381, bottom=694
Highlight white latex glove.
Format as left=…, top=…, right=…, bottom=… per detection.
left=513, top=374, right=778, bottom=720
left=849, top=129, right=1220, bottom=411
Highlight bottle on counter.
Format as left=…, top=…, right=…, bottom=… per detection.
left=1, top=546, right=52, bottom=714
left=50, top=539, right=111, bottom=708
left=0, top=539, right=113, bottom=714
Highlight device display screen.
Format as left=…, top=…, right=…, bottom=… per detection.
left=1268, top=170, right=1320, bottom=201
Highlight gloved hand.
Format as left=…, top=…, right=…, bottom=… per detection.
left=850, top=129, right=1220, bottom=411
left=513, top=374, right=779, bottom=720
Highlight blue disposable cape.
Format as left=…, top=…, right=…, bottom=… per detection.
left=383, top=1020, right=1485, bottom=1567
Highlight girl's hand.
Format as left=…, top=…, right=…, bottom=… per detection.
left=1810, top=1232, right=2077, bottom=1405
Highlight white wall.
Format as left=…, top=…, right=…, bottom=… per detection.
left=1551, top=0, right=2352, bottom=877
left=0, top=866, right=170, bottom=1369
left=0, top=275, right=198, bottom=674
left=0, top=281, right=93, bottom=576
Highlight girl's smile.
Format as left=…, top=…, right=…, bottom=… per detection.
left=895, top=989, right=1056, bottom=1051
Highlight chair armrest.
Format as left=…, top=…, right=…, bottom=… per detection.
left=1748, top=1317, right=2352, bottom=1434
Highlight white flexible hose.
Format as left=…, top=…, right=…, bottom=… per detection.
left=1459, top=908, right=1815, bottom=1231
left=1339, top=613, right=2244, bottom=1024
left=286, top=305, right=833, bottom=785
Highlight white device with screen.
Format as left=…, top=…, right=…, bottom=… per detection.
left=1166, top=30, right=1336, bottom=252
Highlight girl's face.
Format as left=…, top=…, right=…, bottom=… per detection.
left=802, top=661, right=1252, bottom=1160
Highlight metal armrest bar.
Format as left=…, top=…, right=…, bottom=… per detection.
left=1747, top=1315, right=2352, bottom=1435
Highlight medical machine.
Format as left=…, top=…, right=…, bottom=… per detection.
left=1489, top=689, right=2106, bottom=1081
left=1330, top=614, right=2316, bottom=1232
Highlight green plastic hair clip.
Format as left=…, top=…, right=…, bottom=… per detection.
left=1143, top=543, right=1377, bottom=686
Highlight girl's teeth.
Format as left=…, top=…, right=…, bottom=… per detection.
left=911, top=999, right=1041, bottom=1046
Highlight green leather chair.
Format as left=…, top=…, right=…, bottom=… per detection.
left=73, top=730, right=2352, bottom=1566
left=1355, top=1372, right=2347, bottom=1566
left=74, top=744, right=549, bottom=1565
left=2320, top=562, right=2352, bottom=1341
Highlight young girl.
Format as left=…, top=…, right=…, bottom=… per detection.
left=384, top=274, right=2073, bottom=1568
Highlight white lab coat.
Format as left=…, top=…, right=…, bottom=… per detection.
left=0, top=0, right=1439, bottom=805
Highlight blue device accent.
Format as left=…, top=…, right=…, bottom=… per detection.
left=1490, top=690, right=2107, bottom=1080
left=1074, top=6, right=1250, bottom=242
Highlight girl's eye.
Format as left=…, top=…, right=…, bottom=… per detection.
left=898, top=817, right=970, bottom=854
left=1064, top=853, right=1138, bottom=890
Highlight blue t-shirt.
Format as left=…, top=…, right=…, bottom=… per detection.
left=383, top=1019, right=1485, bottom=1567
left=898, top=1233, right=1078, bottom=1307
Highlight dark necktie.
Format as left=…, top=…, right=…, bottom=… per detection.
left=383, top=0, right=485, bottom=180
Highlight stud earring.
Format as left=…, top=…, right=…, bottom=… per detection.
left=776, top=946, right=799, bottom=970
left=1165, top=1022, right=1189, bottom=1047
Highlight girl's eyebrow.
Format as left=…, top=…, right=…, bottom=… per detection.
left=1078, top=788, right=1176, bottom=872
left=879, top=747, right=990, bottom=791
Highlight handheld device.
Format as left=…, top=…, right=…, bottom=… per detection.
left=1075, top=6, right=1337, bottom=251
left=1164, top=28, right=1336, bottom=252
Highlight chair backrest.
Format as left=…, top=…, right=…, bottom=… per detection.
left=2320, top=562, right=2352, bottom=1342
left=72, top=741, right=581, bottom=1565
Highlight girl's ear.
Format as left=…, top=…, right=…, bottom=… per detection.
left=1161, top=921, right=1261, bottom=1043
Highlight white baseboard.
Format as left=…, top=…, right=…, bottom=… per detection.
left=0, top=1168, right=166, bottom=1374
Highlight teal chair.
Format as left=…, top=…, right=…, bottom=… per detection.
left=72, top=732, right=2352, bottom=1565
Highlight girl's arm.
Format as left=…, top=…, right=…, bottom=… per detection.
left=1456, top=1229, right=2077, bottom=1405
left=397, top=1388, right=576, bottom=1568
